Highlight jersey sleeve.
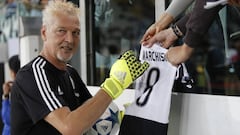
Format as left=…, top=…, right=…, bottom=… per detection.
left=184, top=0, right=223, bottom=48
left=165, top=0, right=194, bottom=18
left=16, top=70, right=55, bottom=123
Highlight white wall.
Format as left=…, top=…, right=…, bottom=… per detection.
left=168, top=93, right=240, bottom=135
left=87, top=86, right=135, bottom=111
left=88, top=86, right=240, bottom=135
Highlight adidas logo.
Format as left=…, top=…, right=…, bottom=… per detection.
left=114, top=71, right=126, bottom=84
left=57, top=86, right=64, bottom=95
left=100, top=125, right=109, bottom=132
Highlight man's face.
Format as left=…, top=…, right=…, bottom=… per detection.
left=41, top=14, right=80, bottom=63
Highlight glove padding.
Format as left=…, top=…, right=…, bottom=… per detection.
left=101, top=50, right=149, bottom=99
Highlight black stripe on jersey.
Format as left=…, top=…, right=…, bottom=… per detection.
left=32, top=57, right=63, bottom=111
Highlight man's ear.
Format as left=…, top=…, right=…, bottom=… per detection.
left=41, top=25, right=47, bottom=41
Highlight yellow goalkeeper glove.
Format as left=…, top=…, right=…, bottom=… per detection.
left=101, top=50, right=149, bottom=99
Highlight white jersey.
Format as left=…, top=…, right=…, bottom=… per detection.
left=125, top=44, right=177, bottom=124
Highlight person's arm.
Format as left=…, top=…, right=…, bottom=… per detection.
left=1, top=81, right=12, bottom=126
left=1, top=98, right=10, bottom=126
left=44, top=51, right=149, bottom=135
left=140, top=0, right=194, bottom=43
left=141, top=10, right=191, bottom=47
left=140, top=12, right=174, bottom=43
left=183, top=0, right=223, bottom=48
left=166, top=0, right=224, bottom=65
left=166, top=43, right=194, bottom=66
left=45, top=90, right=112, bottom=135
left=175, top=13, right=191, bottom=36
left=141, top=27, right=179, bottom=48
left=165, top=0, right=194, bottom=18
left=228, top=0, right=240, bottom=6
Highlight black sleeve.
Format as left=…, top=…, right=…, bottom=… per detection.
left=176, top=13, right=190, bottom=35
left=184, top=0, right=223, bottom=48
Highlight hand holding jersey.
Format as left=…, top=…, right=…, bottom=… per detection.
left=166, top=44, right=194, bottom=66
left=140, top=0, right=194, bottom=45
left=101, top=50, right=150, bottom=99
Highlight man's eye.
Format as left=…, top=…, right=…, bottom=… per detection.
left=57, top=29, right=66, bottom=35
left=73, top=31, right=80, bottom=37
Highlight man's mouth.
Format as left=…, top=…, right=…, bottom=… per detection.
left=61, top=45, right=73, bottom=51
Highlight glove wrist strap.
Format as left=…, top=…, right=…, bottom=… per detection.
left=101, top=78, right=123, bottom=99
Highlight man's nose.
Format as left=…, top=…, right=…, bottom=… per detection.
left=65, top=32, right=74, bottom=43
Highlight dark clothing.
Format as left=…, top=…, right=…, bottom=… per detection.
left=119, top=115, right=168, bottom=135
left=176, top=0, right=223, bottom=48
left=11, top=56, right=92, bottom=135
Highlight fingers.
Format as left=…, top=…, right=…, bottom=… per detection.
left=120, top=50, right=135, bottom=60
left=2, top=81, right=13, bottom=93
left=126, top=53, right=137, bottom=65
left=140, top=24, right=165, bottom=47
left=142, top=32, right=164, bottom=47
left=142, top=37, right=172, bottom=49
left=142, top=28, right=171, bottom=47
left=140, top=33, right=152, bottom=44
left=155, top=25, right=163, bottom=34
left=138, top=61, right=149, bottom=75
left=140, top=24, right=155, bottom=44
left=128, top=60, right=141, bottom=80
left=119, top=50, right=149, bottom=80
left=140, top=25, right=161, bottom=45
left=165, top=52, right=178, bottom=67
left=6, top=81, right=13, bottom=85
left=228, top=0, right=240, bottom=5
left=166, top=45, right=194, bottom=66
left=131, top=61, right=149, bottom=80
left=142, top=39, right=156, bottom=47
left=161, top=40, right=174, bottom=48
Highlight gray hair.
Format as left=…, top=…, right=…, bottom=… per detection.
left=42, top=0, right=80, bottom=26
